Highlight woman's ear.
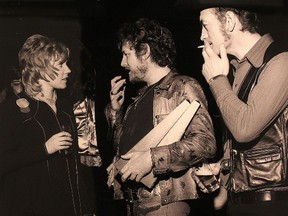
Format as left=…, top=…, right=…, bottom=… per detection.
left=225, top=11, right=236, bottom=32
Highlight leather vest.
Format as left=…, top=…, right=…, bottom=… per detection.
left=231, top=106, right=288, bottom=192
left=229, top=42, right=288, bottom=192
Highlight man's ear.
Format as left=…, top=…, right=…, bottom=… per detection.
left=139, top=43, right=151, bottom=60
left=225, top=11, right=236, bottom=32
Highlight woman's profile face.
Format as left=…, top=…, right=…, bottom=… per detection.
left=46, top=59, right=71, bottom=90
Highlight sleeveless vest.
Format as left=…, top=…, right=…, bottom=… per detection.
left=229, top=42, right=288, bottom=192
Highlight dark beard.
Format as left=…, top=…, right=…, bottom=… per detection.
left=129, top=64, right=147, bottom=84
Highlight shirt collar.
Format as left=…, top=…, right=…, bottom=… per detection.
left=231, top=34, right=274, bottom=68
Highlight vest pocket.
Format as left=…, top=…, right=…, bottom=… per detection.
left=244, top=145, right=284, bottom=188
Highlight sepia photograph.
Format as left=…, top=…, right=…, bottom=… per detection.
left=0, top=0, right=287, bottom=215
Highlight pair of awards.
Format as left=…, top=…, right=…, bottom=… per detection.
left=114, top=100, right=200, bottom=188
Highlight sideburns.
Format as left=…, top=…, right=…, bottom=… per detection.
left=221, top=25, right=231, bottom=42
left=137, top=63, right=147, bottom=78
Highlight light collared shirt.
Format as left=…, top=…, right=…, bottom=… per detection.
left=210, top=34, right=288, bottom=142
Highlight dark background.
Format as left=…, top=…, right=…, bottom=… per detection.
left=0, top=0, right=288, bottom=215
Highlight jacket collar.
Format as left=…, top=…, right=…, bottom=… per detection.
left=154, top=69, right=178, bottom=90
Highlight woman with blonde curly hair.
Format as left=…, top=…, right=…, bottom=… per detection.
left=0, top=34, right=96, bottom=215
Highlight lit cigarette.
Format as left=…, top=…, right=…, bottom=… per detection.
left=197, top=45, right=205, bottom=49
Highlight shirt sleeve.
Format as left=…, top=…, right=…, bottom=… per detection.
left=210, top=53, right=288, bottom=142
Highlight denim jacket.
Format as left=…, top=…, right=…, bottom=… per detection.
left=106, top=71, right=216, bottom=205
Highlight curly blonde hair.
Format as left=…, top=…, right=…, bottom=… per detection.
left=19, top=34, right=69, bottom=96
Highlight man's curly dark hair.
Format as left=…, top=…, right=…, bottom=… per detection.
left=117, top=18, right=176, bottom=69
